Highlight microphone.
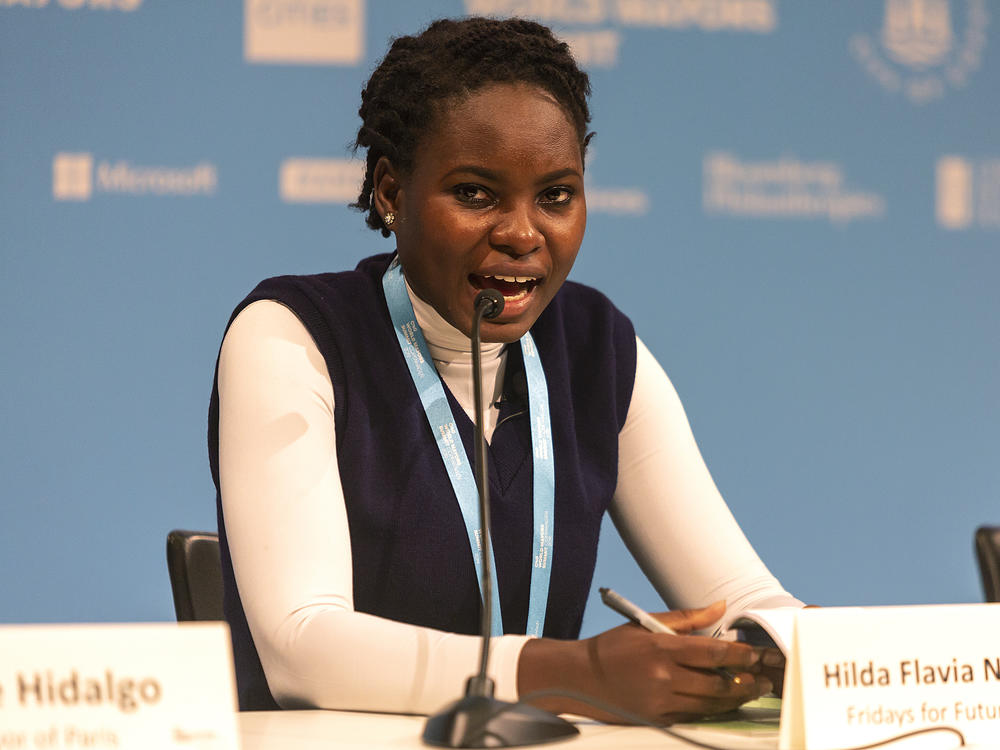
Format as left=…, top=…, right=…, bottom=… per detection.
left=475, top=288, right=505, bottom=321
left=493, top=371, right=528, bottom=410
left=422, top=291, right=578, bottom=747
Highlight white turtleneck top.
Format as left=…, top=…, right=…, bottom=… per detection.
left=217, top=283, right=801, bottom=714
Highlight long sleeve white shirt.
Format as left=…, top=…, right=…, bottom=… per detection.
left=217, top=284, right=801, bottom=713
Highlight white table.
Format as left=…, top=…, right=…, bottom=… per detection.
left=238, top=708, right=780, bottom=750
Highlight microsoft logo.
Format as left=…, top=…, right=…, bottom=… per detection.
left=52, top=152, right=94, bottom=201
left=52, top=152, right=219, bottom=199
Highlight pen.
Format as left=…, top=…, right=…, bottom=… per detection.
left=599, top=587, right=740, bottom=684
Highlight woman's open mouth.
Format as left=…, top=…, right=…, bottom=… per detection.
left=469, top=273, right=540, bottom=302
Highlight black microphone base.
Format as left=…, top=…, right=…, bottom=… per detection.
left=422, top=694, right=579, bottom=748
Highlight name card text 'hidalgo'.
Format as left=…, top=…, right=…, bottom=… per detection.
left=0, top=623, right=238, bottom=750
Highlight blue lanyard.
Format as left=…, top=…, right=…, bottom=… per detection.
left=382, top=258, right=555, bottom=637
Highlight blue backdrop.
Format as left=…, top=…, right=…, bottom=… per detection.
left=2, top=0, right=998, bottom=637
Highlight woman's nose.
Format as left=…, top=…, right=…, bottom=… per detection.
left=489, top=203, right=542, bottom=256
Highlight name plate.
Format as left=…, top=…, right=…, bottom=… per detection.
left=779, top=604, right=1000, bottom=749
left=0, top=623, right=239, bottom=750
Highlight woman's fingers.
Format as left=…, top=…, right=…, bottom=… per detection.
left=524, top=610, right=781, bottom=724
left=666, top=634, right=761, bottom=672
left=652, top=600, right=726, bottom=633
left=651, top=672, right=769, bottom=720
left=761, top=648, right=785, bottom=668
left=667, top=664, right=767, bottom=701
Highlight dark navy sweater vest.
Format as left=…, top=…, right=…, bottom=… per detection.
left=208, top=254, right=637, bottom=710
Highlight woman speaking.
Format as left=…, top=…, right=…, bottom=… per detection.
left=208, top=16, right=800, bottom=723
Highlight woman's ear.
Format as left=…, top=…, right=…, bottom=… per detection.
left=372, top=156, right=402, bottom=224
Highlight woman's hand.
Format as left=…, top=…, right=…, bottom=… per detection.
left=758, top=648, right=785, bottom=697
left=517, top=601, right=772, bottom=724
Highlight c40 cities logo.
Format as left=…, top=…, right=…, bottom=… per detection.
left=850, top=0, right=989, bottom=103
left=52, top=153, right=217, bottom=201
left=244, top=0, right=363, bottom=65
left=279, top=158, right=363, bottom=203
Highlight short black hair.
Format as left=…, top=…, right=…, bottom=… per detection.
left=352, top=16, right=594, bottom=236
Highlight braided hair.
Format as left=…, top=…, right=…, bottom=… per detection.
left=353, top=16, right=594, bottom=236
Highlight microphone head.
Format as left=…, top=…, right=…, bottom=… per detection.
left=474, top=289, right=505, bottom=320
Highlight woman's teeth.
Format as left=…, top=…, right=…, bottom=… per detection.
left=475, top=274, right=540, bottom=301
left=502, top=287, right=530, bottom=301
left=488, top=274, right=538, bottom=284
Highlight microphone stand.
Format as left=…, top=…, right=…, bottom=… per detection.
left=422, top=290, right=578, bottom=748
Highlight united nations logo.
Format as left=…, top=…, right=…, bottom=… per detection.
left=850, top=0, right=989, bottom=103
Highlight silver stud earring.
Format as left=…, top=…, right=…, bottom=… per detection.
left=383, top=211, right=396, bottom=228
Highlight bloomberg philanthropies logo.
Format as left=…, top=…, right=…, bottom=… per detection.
left=52, top=152, right=218, bottom=201
left=703, top=152, right=886, bottom=224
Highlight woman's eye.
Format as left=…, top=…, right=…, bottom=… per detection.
left=454, top=184, right=492, bottom=205
left=540, top=187, right=573, bottom=205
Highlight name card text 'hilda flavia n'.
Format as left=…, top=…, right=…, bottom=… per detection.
left=779, top=604, right=1000, bottom=750
left=0, top=623, right=239, bottom=750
